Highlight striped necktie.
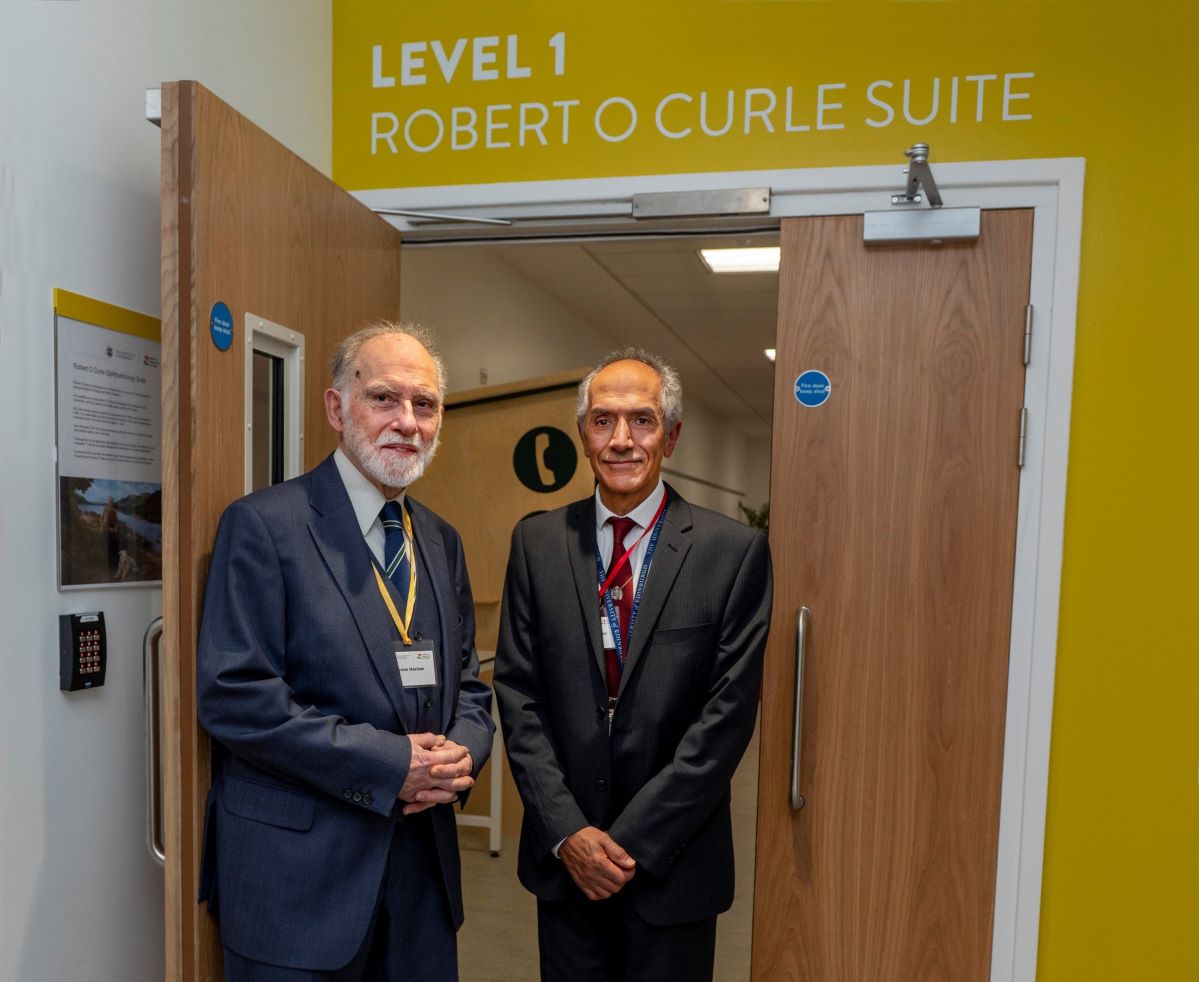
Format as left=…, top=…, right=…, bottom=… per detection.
left=380, top=501, right=412, bottom=602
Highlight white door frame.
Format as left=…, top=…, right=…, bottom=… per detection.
left=355, top=156, right=1085, bottom=982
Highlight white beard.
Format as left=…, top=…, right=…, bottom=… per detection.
left=342, top=414, right=440, bottom=491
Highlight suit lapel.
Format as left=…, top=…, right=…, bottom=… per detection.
left=566, top=499, right=608, bottom=684
left=306, top=456, right=411, bottom=729
left=407, top=499, right=457, bottom=728
left=617, top=489, right=693, bottom=699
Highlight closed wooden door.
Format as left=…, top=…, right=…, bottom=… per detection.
left=159, top=81, right=403, bottom=981
left=753, top=212, right=1032, bottom=981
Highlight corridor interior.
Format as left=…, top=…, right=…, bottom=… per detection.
left=400, top=233, right=780, bottom=982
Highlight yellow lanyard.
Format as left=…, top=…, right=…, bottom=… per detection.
left=372, top=504, right=417, bottom=645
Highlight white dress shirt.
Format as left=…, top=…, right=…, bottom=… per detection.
left=594, top=479, right=667, bottom=585
left=333, top=448, right=406, bottom=565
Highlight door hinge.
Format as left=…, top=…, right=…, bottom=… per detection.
left=1023, top=304, right=1033, bottom=366
left=1017, top=408, right=1029, bottom=468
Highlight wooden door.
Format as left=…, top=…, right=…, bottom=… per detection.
left=159, top=81, right=403, bottom=981
left=753, top=212, right=1032, bottom=981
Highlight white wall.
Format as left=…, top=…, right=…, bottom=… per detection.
left=401, top=246, right=772, bottom=521
left=401, top=246, right=611, bottom=391
left=0, top=4, right=330, bottom=980
left=741, top=434, right=772, bottom=512
left=667, top=411, right=772, bottom=519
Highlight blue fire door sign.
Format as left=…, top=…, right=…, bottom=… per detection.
left=210, top=301, right=233, bottom=352
left=794, top=370, right=831, bottom=408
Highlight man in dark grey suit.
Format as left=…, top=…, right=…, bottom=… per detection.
left=197, top=322, right=493, bottom=981
left=495, top=349, right=772, bottom=982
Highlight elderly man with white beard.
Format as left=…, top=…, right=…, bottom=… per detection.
left=196, top=322, right=494, bottom=982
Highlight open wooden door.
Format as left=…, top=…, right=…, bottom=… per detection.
left=159, top=81, right=403, bottom=981
left=753, top=211, right=1033, bottom=980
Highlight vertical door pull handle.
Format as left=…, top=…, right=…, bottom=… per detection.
left=144, top=616, right=166, bottom=866
left=790, top=607, right=811, bottom=811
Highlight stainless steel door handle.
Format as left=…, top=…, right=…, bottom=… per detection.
left=144, top=616, right=165, bottom=865
left=790, top=606, right=811, bottom=811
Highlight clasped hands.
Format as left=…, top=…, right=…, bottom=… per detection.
left=559, top=826, right=636, bottom=900
left=398, top=732, right=474, bottom=815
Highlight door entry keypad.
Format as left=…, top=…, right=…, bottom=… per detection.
left=59, top=612, right=107, bottom=691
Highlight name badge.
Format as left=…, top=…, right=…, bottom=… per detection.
left=600, top=616, right=616, bottom=649
left=395, top=644, right=438, bottom=688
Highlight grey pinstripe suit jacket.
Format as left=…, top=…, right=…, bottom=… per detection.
left=494, top=485, right=772, bottom=925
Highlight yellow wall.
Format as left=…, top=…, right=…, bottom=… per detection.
left=334, top=2, right=1199, bottom=977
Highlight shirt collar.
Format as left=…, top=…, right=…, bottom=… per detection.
left=594, top=479, right=666, bottom=532
left=334, top=447, right=406, bottom=536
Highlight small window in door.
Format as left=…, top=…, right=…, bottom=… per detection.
left=251, top=350, right=285, bottom=490
left=244, top=315, right=305, bottom=493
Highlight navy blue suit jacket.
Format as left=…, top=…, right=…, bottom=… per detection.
left=196, top=454, right=493, bottom=971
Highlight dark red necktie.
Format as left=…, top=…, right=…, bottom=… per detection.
left=602, top=516, right=637, bottom=698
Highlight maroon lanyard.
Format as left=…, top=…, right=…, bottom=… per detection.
left=596, top=493, right=668, bottom=598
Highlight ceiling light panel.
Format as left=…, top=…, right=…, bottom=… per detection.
left=699, top=247, right=781, bottom=274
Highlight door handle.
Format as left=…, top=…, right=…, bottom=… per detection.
left=143, top=616, right=165, bottom=866
left=790, top=606, right=811, bottom=811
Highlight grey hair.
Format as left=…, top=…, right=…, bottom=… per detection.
left=329, top=320, right=448, bottom=398
left=576, top=347, right=683, bottom=431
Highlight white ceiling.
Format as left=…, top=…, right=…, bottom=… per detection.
left=477, top=232, right=780, bottom=434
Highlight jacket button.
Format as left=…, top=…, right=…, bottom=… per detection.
left=352, top=792, right=363, bottom=803
left=594, top=779, right=608, bottom=792
left=343, top=789, right=353, bottom=800
left=363, top=793, right=373, bottom=806
left=596, top=706, right=605, bottom=721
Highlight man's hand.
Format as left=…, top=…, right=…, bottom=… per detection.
left=559, top=826, right=636, bottom=900
left=399, top=733, right=474, bottom=815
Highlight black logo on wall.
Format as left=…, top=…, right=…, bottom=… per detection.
left=513, top=427, right=577, bottom=493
